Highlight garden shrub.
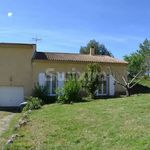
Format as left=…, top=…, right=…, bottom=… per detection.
left=33, top=84, right=51, bottom=104
left=23, top=97, right=42, bottom=111
left=56, top=79, right=82, bottom=104
left=80, top=63, right=101, bottom=99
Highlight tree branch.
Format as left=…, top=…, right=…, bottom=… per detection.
left=130, top=76, right=145, bottom=89
left=129, top=70, right=143, bottom=85
left=122, top=76, right=128, bottom=86
left=114, top=78, right=126, bottom=88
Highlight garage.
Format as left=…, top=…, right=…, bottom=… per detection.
left=0, top=87, right=24, bottom=107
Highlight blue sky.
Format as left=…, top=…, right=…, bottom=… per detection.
left=0, top=0, right=150, bottom=59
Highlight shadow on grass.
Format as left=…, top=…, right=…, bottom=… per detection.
left=131, top=83, right=150, bottom=95
left=82, top=95, right=123, bottom=102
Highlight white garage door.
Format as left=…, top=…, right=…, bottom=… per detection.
left=0, top=87, right=24, bottom=107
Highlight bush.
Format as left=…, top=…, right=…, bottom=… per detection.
left=80, top=63, right=101, bottom=99
left=56, top=79, right=82, bottom=104
left=33, top=84, right=51, bottom=104
left=23, top=97, right=42, bottom=111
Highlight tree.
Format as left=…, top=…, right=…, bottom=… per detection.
left=124, top=52, right=144, bottom=76
left=124, top=39, right=150, bottom=76
left=80, top=63, right=101, bottom=98
left=108, top=67, right=144, bottom=97
left=138, top=39, right=150, bottom=76
left=80, top=40, right=113, bottom=57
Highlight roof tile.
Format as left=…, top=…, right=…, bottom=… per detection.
left=33, top=52, right=128, bottom=64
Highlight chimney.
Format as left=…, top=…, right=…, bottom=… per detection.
left=90, top=47, right=95, bottom=56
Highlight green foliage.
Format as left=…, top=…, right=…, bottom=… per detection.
left=80, top=63, right=101, bottom=99
left=124, top=39, right=150, bottom=76
left=138, top=77, right=150, bottom=88
left=139, top=39, right=150, bottom=56
left=33, top=84, right=50, bottom=104
left=80, top=39, right=113, bottom=57
left=23, top=97, right=42, bottom=111
left=56, top=79, right=82, bottom=104
left=139, top=39, right=150, bottom=76
left=143, top=75, right=150, bottom=80
left=124, top=52, right=144, bottom=76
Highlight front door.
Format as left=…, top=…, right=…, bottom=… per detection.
left=97, top=74, right=107, bottom=96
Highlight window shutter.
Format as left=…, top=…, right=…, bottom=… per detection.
left=109, top=75, right=115, bottom=96
left=38, top=73, right=46, bottom=87
left=57, top=72, right=64, bottom=89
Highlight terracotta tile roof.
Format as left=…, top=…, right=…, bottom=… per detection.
left=33, top=52, right=128, bottom=64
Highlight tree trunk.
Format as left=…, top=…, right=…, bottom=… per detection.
left=125, top=86, right=131, bottom=97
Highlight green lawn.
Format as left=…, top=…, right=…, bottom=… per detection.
left=138, top=78, right=150, bottom=88
left=1, top=94, right=150, bottom=150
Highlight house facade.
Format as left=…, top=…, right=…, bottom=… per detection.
left=0, top=43, right=128, bottom=107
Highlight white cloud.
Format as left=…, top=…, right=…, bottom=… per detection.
left=7, top=12, right=13, bottom=17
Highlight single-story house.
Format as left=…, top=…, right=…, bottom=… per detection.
left=0, top=43, right=128, bottom=107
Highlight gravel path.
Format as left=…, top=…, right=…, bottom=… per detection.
left=0, top=113, right=15, bottom=136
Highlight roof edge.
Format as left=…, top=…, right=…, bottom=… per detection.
left=33, top=58, right=128, bottom=65
left=0, top=42, right=36, bottom=46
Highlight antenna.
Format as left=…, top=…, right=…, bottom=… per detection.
left=32, top=36, right=42, bottom=43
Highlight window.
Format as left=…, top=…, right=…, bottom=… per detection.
left=46, top=73, right=58, bottom=96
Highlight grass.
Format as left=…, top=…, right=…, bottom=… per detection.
left=0, top=111, right=11, bottom=119
left=138, top=78, right=150, bottom=88
left=1, top=94, right=150, bottom=150
left=0, top=113, right=20, bottom=148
